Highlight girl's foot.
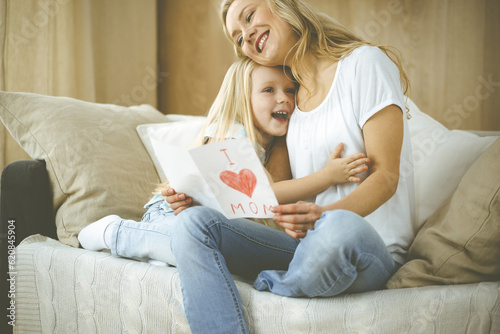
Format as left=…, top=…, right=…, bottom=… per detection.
left=78, top=215, right=121, bottom=250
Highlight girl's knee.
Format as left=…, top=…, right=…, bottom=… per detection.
left=173, top=206, right=219, bottom=230
left=170, top=207, right=223, bottom=256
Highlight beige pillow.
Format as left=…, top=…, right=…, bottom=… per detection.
left=0, top=92, right=167, bottom=247
left=387, top=138, right=500, bottom=288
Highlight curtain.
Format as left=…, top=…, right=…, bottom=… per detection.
left=0, top=0, right=158, bottom=169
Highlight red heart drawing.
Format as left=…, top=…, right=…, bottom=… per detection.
left=220, top=169, right=257, bottom=198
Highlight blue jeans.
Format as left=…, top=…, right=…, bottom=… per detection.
left=171, top=207, right=398, bottom=334
left=109, top=201, right=177, bottom=265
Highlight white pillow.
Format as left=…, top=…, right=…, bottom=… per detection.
left=406, top=98, right=497, bottom=228
left=137, top=118, right=207, bottom=181
left=164, top=114, right=206, bottom=122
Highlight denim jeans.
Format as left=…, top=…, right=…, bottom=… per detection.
left=170, top=206, right=398, bottom=334
left=109, top=200, right=177, bottom=265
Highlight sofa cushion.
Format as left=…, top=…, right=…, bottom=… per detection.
left=406, top=99, right=497, bottom=228
left=136, top=118, right=206, bottom=181
left=0, top=92, right=167, bottom=247
left=387, top=138, right=500, bottom=288
left=15, top=235, right=500, bottom=333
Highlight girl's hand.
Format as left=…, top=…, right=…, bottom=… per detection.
left=324, top=142, right=369, bottom=185
left=271, top=201, right=323, bottom=239
left=161, top=187, right=193, bottom=215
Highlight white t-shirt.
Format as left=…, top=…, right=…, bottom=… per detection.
left=287, top=46, right=416, bottom=264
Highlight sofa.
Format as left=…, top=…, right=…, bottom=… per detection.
left=1, top=91, right=499, bottom=333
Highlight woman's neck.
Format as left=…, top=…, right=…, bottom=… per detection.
left=297, top=54, right=336, bottom=90
left=295, top=55, right=339, bottom=111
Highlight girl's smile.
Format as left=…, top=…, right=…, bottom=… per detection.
left=250, top=65, right=296, bottom=146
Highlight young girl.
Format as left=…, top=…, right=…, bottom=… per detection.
left=163, top=0, right=416, bottom=333
left=78, top=57, right=368, bottom=267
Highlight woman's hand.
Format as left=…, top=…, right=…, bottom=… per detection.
left=324, top=142, right=369, bottom=184
left=161, top=187, right=194, bottom=215
left=271, top=201, right=324, bottom=239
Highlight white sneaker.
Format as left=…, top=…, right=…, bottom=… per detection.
left=78, top=215, right=121, bottom=250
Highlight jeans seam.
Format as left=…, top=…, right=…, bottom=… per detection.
left=204, top=219, right=248, bottom=334
left=117, top=225, right=171, bottom=236
left=114, top=225, right=171, bottom=256
left=205, top=220, right=297, bottom=254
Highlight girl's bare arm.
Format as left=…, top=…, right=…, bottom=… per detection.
left=268, top=140, right=369, bottom=204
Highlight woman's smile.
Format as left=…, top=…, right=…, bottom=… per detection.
left=256, top=30, right=269, bottom=52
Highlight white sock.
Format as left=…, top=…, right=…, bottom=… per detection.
left=78, top=215, right=121, bottom=251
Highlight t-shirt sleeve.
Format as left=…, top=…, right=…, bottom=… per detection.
left=350, top=46, right=406, bottom=128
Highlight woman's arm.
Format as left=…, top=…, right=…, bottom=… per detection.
left=273, top=105, right=403, bottom=237
left=321, top=105, right=403, bottom=215
left=271, top=142, right=369, bottom=204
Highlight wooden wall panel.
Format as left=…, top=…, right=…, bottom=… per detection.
left=159, top=0, right=499, bottom=131
left=158, top=0, right=236, bottom=116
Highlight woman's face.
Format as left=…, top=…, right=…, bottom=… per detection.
left=226, top=0, right=299, bottom=66
left=250, top=65, right=296, bottom=145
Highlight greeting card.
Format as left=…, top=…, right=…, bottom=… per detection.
left=151, top=138, right=278, bottom=218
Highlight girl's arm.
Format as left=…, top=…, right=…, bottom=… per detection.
left=270, top=142, right=369, bottom=204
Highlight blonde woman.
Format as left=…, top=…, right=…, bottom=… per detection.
left=79, top=58, right=367, bottom=270
left=163, top=0, right=416, bottom=333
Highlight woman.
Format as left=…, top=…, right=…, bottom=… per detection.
left=165, top=0, right=416, bottom=333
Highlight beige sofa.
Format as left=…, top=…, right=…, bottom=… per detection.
left=1, top=91, right=499, bottom=333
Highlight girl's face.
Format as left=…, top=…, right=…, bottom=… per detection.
left=250, top=66, right=295, bottom=145
left=226, top=0, right=298, bottom=66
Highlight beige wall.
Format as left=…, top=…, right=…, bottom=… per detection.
left=159, top=0, right=500, bottom=131
left=0, top=0, right=158, bottom=168
left=158, top=0, right=236, bottom=117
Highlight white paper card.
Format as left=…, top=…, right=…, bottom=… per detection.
left=151, top=138, right=278, bottom=218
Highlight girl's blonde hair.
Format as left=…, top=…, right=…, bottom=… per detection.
left=220, top=0, right=410, bottom=101
left=154, top=58, right=274, bottom=194
left=199, top=57, right=262, bottom=151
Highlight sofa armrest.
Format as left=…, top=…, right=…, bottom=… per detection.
left=1, top=160, right=57, bottom=244
left=1, top=159, right=56, bottom=333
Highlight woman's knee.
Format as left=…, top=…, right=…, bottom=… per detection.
left=315, top=210, right=377, bottom=244
left=300, top=210, right=380, bottom=269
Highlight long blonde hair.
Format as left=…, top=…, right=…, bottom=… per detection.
left=220, top=0, right=410, bottom=99
left=200, top=58, right=263, bottom=151
left=154, top=58, right=274, bottom=194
